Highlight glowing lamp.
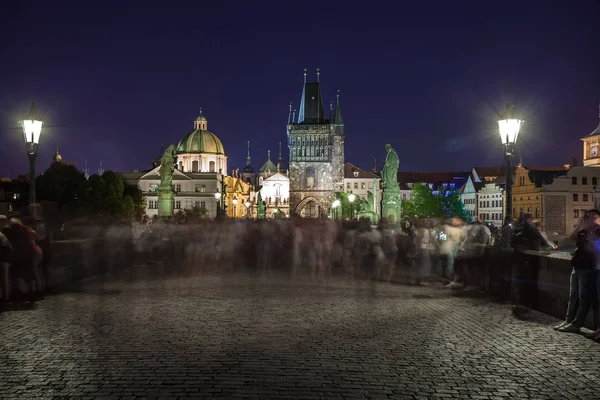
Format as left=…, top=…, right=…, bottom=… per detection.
left=348, top=193, right=356, bottom=203
left=332, top=199, right=341, bottom=208
left=244, top=200, right=251, bottom=208
left=498, top=102, right=522, bottom=153
left=214, top=192, right=221, bottom=200
left=232, top=197, right=238, bottom=205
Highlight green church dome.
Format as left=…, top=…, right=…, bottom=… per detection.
left=176, top=129, right=225, bottom=155
left=176, top=110, right=225, bottom=155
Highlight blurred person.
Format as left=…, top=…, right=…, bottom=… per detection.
left=511, top=213, right=555, bottom=312
left=440, top=217, right=466, bottom=282
left=2, top=218, right=43, bottom=301
left=131, top=213, right=144, bottom=267
left=26, top=205, right=53, bottom=293
left=558, top=209, right=600, bottom=334
left=0, top=215, right=12, bottom=303
left=414, top=219, right=432, bottom=286
left=455, top=218, right=491, bottom=291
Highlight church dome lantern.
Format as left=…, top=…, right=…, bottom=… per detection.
left=176, top=109, right=225, bottom=155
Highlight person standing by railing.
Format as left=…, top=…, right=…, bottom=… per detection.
left=557, top=209, right=600, bottom=334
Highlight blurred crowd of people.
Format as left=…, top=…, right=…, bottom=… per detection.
left=0, top=205, right=52, bottom=304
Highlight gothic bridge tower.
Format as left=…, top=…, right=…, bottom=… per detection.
left=287, top=69, right=344, bottom=217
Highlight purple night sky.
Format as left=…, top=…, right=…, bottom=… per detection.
left=1, top=1, right=599, bottom=178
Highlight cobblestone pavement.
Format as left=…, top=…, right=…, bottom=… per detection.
left=1, top=273, right=600, bottom=399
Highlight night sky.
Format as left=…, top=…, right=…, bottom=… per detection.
left=1, top=1, right=599, bottom=178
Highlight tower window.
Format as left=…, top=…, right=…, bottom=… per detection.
left=305, top=167, right=316, bottom=188
left=209, top=161, right=215, bottom=172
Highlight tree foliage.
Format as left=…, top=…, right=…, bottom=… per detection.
left=36, top=162, right=88, bottom=210
left=401, top=183, right=471, bottom=222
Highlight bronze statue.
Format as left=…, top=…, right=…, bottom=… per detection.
left=257, top=192, right=266, bottom=219
left=381, top=144, right=399, bottom=189
left=159, top=145, right=177, bottom=188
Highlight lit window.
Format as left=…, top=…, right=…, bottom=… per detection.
left=584, top=194, right=589, bottom=202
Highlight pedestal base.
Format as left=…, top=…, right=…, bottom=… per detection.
left=158, top=186, right=175, bottom=218
left=382, top=188, right=401, bottom=225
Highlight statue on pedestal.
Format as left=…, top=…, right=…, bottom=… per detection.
left=257, top=192, right=266, bottom=219
left=158, top=145, right=177, bottom=217
left=381, top=144, right=401, bottom=225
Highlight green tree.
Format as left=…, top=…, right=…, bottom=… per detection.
left=123, top=183, right=145, bottom=215
left=122, top=195, right=135, bottom=220
left=36, top=162, right=87, bottom=210
left=440, top=189, right=471, bottom=222
left=402, top=183, right=470, bottom=222
left=334, top=192, right=352, bottom=219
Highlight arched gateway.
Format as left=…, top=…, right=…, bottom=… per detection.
left=294, top=196, right=328, bottom=218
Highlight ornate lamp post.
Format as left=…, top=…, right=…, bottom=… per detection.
left=348, top=193, right=356, bottom=220
left=20, top=103, right=43, bottom=204
left=332, top=199, right=341, bottom=220
left=498, top=102, right=522, bottom=225
left=232, top=197, right=238, bottom=219
left=244, top=200, right=251, bottom=219
left=214, top=192, right=221, bottom=217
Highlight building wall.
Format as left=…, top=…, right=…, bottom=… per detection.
left=511, top=166, right=544, bottom=222
left=176, top=153, right=227, bottom=175
left=543, top=166, right=600, bottom=241
left=477, top=183, right=504, bottom=227
left=343, top=177, right=381, bottom=206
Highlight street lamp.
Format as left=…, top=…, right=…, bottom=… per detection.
left=498, top=101, right=522, bottom=224
left=348, top=193, right=356, bottom=220
left=232, top=196, right=238, bottom=218
left=244, top=200, right=251, bottom=219
left=20, top=103, right=43, bottom=204
left=332, top=199, right=341, bottom=220
left=214, top=192, right=221, bottom=217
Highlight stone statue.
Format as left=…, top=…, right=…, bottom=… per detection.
left=381, top=144, right=401, bottom=225
left=257, top=192, right=266, bottom=219
left=159, top=145, right=177, bottom=188
left=381, top=144, right=399, bottom=189
left=367, top=191, right=374, bottom=212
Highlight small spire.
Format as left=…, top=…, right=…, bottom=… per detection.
left=303, top=68, right=307, bottom=83
left=316, top=68, right=320, bottom=82
left=287, top=102, right=293, bottom=124
left=329, top=101, right=334, bottom=121
left=334, top=89, right=343, bottom=125
left=199, top=107, right=203, bottom=116
left=373, top=157, right=377, bottom=173
left=278, top=142, right=283, bottom=165
left=292, top=109, right=296, bottom=123
left=267, top=150, right=271, bottom=160
left=246, top=141, right=251, bottom=166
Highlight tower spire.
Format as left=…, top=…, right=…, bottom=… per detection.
left=329, top=101, right=334, bottom=121
left=316, top=68, right=320, bottom=82
left=287, top=102, right=293, bottom=124
left=268, top=150, right=271, bottom=160
left=246, top=141, right=251, bottom=166
left=278, top=142, right=283, bottom=167
left=298, top=68, right=324, bottom=124
left=334, top=89, right=343, bottom=125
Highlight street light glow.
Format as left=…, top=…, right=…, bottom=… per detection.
left=22, top=119, right=43, bottom=145
left=332, top=199, right=341, bottom=208
left=498, top=102, right=522, bottom=148
left=348, top=194, right=356, bottom=203
left=214, top=192, right=221, bottom=200
left=244, top=200, right=251, bottom=208
left=232, top=197, right=238, bottom=205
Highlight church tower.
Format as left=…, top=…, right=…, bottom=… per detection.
left=582, top=103, right=600, bottom=167
left=287, top=69, right=345, bottom=217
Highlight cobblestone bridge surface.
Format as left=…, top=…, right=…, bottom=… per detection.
left=1, top=273, right=599, bottom=400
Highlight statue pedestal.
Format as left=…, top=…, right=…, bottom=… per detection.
left=158, top=185, right=175, bottom=217
left=381, top=187, right=401, bottom=225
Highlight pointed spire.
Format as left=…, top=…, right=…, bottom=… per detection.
left=334, top=89, right=343, bottom=125
left=316, top=68, right=320, bottom=82
left=287, top=102, right=293, bottom=124
left=373, top=157, right=377, bottom=173
left=246, top=141, right=251, bottom=166
left=278, top=142, right=283, bottom=167
left=298, top=68, right=324, bottom=124
left=292, top=109, right=296, bottom=123
left=267, top=150, right=271, bottom=160
left=303, top=68, right=307, bottom=83
left=329, top=101, right=334, bottom=121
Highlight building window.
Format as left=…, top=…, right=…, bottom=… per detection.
left=584, top=194, right=589, bottom=202
left=573, top=194, right=579, bottom=202
left=402, top=194, right=407, bottom=200
left=149, top=184, right=158, bottom=192
left=574, top=209, right=580, bottom=219
left=305, top=166, right=316, bottom=188
left=572, top=177, right=577, bottom=185
left=175, top=184, right=181, bottom=193
left=201, top=201, right=206, bottom=209
left=195, top=201, right=200, bottom=207
left=361, top=182, right=366, bottom=189
left=175, top=201, right=181, bottom=209
left=209, top=161, right=215, bottom=172
left=354, top=182, right=358, bottom=189
left=536, top=208, right=540, bottom=218
left=593, top=177, right=598, bottom=186
left=368, top=182, right=373, bottom=189
left=346, top=183, right=351, bottom=189
left=583, top=177, right=588, bottom=185
left=192, top=160, right=199, bottom=172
